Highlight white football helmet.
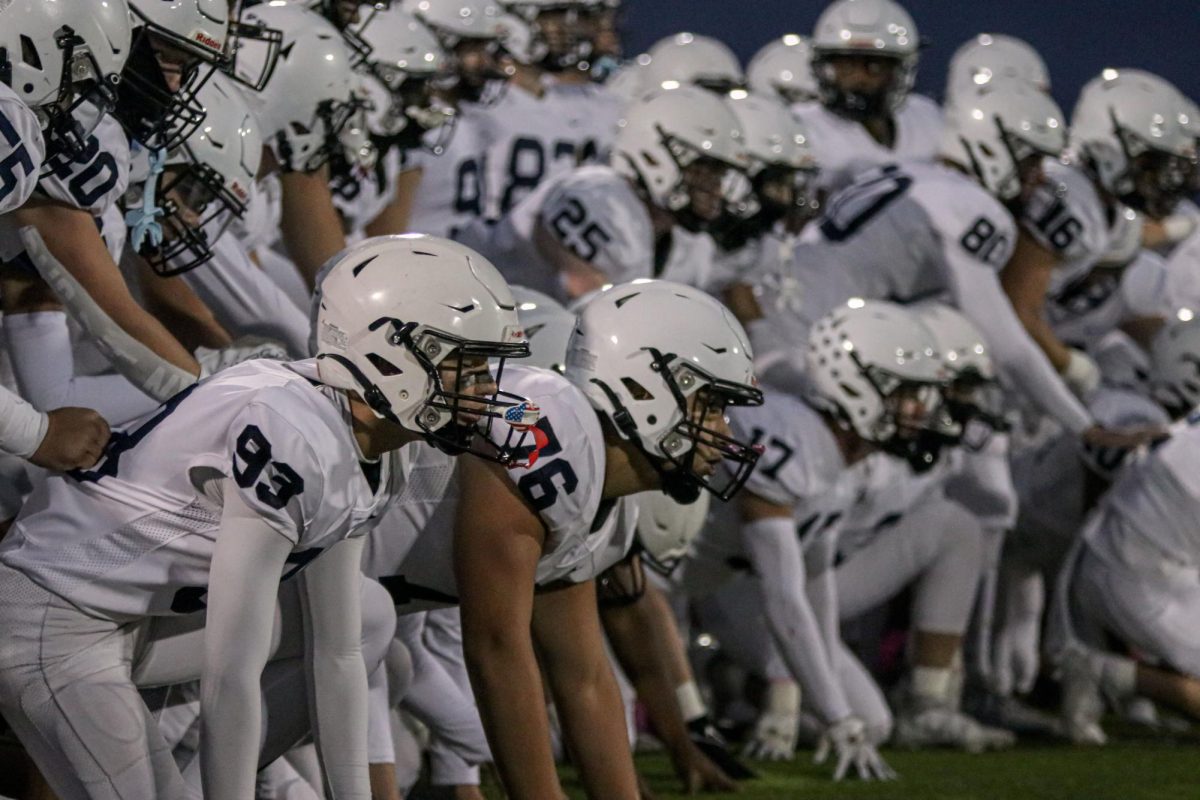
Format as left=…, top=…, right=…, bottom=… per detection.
left=633, top=490, right=710, bottom=574
left=1150, top=318, right=1200, bottom=418
left=712, top=92, right=818, bottom=249
left=118, top=0, right=231, bottom=148
left=316, top=234, right=531, bottom=456
left=513, top=286, right=576, bottom=373
left=940, top=78, right=1066, bottom=202
left=640, top=33, right=743, bottom=95
left=0, top=0, right=132, bottom=159
left=403, top=0, right=506, bottom=42
left=237, top=4, right=358, bottom=173
left=945, top=34, right=1049, bottom=103
left=138, top=71, right=264, bottom=276
left=500, top=0, right=592, bottom=71
left=613, top=87, right=751, bottom=232
left=1070, top=69, right=1198, bottom=219
left=350, top=7, right=455, bottom=152
left=807, top=299, right=945, bottom=467
left=915, top=302, right=1005, bottom=450
left=746, top=35, right=819, bottom=105
left=566, top=279, right=763, bottom=502
left=811, top=0, right=920, bottom=119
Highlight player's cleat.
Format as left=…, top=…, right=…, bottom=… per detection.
left=1057, top=645, right=1109, bottom=745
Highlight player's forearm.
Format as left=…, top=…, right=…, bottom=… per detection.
left=137, top=261, right=233, bottom=352
left=602, top=589, right=695, bottom=766
left=550, top=660, right=641, bottom=799
left=13, top=206, right=201, bottom=376
left=0, top=385, right=47, bottom=459
left=278, top=167, right=347, bottom=291
left=463, top=633, right=562, bottom=798
left=310, top=649, right=372, bottom=798
left=201, top=666, right=267, bottom=798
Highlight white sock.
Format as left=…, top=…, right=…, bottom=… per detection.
left=676, top=680, right=707, bottom=723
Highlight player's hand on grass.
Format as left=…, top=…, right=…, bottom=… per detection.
left=677, top=743, right=740, bottom=794
left=814, top=717, right=897, bottom=782
left=29, top=407, right=109, bottom=470
left=744, top=707, right=799, bottom=761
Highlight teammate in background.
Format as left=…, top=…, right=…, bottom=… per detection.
left=1057, top=318, right=1200, bottom=742
left=1004, top=69, right=1195, bottom=399
left=360, top=280, right=763, bottom=798
left=944, top=34, right=1050, bottom=103
left=638, top=32, right=744, bottom=96
left=796, top=0, right=942, bottom=192
left=403, top=0, right=508, bottom=239
left=468, top=86, right=751, bottom=298
left=681, top=300, right=943, bottom=780
left=747, top=34, right=821, bottom=106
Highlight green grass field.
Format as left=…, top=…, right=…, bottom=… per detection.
left=477, top=727, right=1200, bottom=800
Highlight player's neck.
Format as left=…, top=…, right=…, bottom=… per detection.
left=862, top=114, right=896, bottom=148
left=348, top=395, right=422, bottom=459
left=600, top=428, right=661, bottom=499
left=508, top=66, right=546, bottom=98
left=821, top=411, right=874, bottom=466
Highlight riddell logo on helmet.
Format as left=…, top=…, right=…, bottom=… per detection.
left=192, top=30, right=223, bottom=53
left=230, top=181, right=249, bottom=204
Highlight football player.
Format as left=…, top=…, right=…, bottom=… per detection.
left=0, top=235, right=530, bottom=799
left=359, top=280, right=763, bottom=797
left=466, top=86, right=751, bottom=298
left=796, top=0, right=943, bottom=192
left=1057, top=318, right=1200, bottom=741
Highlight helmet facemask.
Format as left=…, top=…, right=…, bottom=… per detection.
left=2, top=29, right=123, bottom=162
left=364, top=64, right=458, bottom=155
left=655, top=127, right=752, bottom=234
left=1111, top=116, right=1197, bottom=219
left=223, top=17, right=283, bottom=93
left=916, top=370, right=1007, bottom=465
left=136, top=161, right=244, bottom=276
left=275, top=95, right=362, bottom=174
left=507, top=4, right=592, bottom=72
left=598, top=348, right=763, bottom=503
left=345, top=319, right=534, bottom=464
left=709, top=162, right=819, bottom=250
left=842, top=359, right=946, bottom=472
left=813, top=52, right=914, bottom=122
left=116, top=29, right=215, bottom=148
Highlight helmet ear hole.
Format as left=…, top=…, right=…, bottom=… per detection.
left=19, top=35, right=40, bottom=70
left=367, top=353, right=404, bottom=377
left=621, top=377, right=654, bottom=400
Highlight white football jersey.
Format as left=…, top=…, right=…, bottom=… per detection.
left=792, top=95, right=943, bottom=192
left=1165, top=223, right=1200, bottom=313
left=479, top=80, right=620, bottom=220
left=406, top=104, right=489, bottom=240
left=0, top=359, right=396, bottom=618
left=805, top=161, right=1017, bottom=303
left=362, top=366, right=637, bottom=613
left=838, top=450, right=958, bottom=556
left=0, top=84, right=45, bottom=214
left=1097, top=408, right=1200, bottom=568
left=732, top=390, right=856, bottom=548
left=331, top=146, right=403, bottom=239
left=464, top=165, right=654, bottom=299
left=37, top=112, right=130, bottom=215
left=1012, top=387, right=1167, bottom=554
left=1022, top=160, right=1116, bottom=300
left=1049, top=249, right=1171, bottom=346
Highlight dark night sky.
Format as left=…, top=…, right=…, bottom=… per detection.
left=620, top=0, right=1200, bottom=112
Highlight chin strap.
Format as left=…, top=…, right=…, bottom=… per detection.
left=124, top=146, right=169, bottom=253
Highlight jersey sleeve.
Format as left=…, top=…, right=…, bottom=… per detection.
left=730, top=394, right=823, bottom=507
left=0, top=90, right=45, bottom=214
left=1020, top=162, right=1109, bottom=264
left=224, top=400, right=328, bottom=545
